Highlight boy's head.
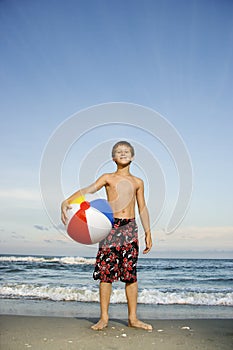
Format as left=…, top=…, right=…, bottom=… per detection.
left=112, top=141, right=135, bottom=164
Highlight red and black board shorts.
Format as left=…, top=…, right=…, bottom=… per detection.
left=93, top=218, right=139, bottom=283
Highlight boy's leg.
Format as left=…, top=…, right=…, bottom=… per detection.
left=91, top=282, right=112, bottom=330
left=125, top=281, right=153, bottom=330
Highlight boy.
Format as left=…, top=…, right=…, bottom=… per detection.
left=61, top=141, right=153, bottom=330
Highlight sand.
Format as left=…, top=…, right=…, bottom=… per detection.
left=0, top=315, right=233, bottom=350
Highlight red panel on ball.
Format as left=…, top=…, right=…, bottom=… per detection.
left=67, top=208, right=92, bottom=244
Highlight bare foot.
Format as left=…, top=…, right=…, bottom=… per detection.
left=128, top=319, right=153, bottom=331
left=91, top=319, right=108, bottom=331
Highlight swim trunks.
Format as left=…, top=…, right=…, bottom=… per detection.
left=93, top=218, right=139, bottom=283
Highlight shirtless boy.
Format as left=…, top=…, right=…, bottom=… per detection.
left=61, top=141, right=153, bottom=331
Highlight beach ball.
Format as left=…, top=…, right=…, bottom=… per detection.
left=66, top=196, right=114, bottom=244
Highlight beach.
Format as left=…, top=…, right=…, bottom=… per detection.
left=1, top=256, right=233, bottom=348
left=1, top=315, right=233, bottom=350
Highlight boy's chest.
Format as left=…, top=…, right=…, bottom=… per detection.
left=108, top=177, right=137, bottom=195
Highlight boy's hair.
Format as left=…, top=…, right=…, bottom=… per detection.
left=112, top=141, right=135, bottom=158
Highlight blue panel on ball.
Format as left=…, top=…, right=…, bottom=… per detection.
left=90, top=199, right=114, bottom=225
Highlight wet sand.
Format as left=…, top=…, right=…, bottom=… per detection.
left=0, top=315, right=233, bottom=349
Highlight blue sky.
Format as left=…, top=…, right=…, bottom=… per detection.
left=0, top=0, right=233, bottom=258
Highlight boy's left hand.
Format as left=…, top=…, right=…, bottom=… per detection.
left=61, top=200, right=72, bottom=225
left=143, top=233, right=152, bottom=254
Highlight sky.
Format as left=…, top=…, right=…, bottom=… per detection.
left=0, top=0, right=233, bottom=258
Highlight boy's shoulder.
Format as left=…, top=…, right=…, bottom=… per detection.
left=98, top=172, right=114, bottom=181
left=132, top=175, right=144, bottom=186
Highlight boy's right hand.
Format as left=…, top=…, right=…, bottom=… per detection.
left=61, top=200, right=72, bottom=225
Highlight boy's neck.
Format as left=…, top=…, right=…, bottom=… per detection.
left=115, top=164, right=131, bottom=176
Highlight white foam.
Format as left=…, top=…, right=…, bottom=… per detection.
left=0, top=284, right=99, bottom=302
left=0, top=256, right=95, bottom=265
left=59, top=257, right=95, bottom=265
left=1, top=284, right=233, bottom=306
left=138, top=288, right=233, bottom=306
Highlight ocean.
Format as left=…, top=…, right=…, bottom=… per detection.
left=0, top=255, right=232, bottom=319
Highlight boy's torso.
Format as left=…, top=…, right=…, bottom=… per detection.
left=104, top=173, right=139, bottom=219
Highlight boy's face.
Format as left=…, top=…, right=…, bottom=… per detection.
left=112, top=145, right=134, bottom=165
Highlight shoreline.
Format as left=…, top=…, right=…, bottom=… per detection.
left=1, top=299, right=233, bottom=320
left=1, top=315, right=233, bottom=350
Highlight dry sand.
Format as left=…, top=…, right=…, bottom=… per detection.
left=0, top=315, right=233, bottom=350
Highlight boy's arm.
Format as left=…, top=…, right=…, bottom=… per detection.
left=61, top=174, right=108, bottom=224
left=136, top=179, right=153, bottom=254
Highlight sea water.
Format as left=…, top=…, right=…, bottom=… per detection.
left=0, top=255, right=232, bottom=319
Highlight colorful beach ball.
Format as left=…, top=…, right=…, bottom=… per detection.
left=66, top=196, right=114, bottom=244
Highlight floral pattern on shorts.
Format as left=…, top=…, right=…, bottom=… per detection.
left=93, top=218, right=139, bottom=283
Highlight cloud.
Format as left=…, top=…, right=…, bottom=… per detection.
left=44, top=239, right=52, bottom=243
left=0, top=188, right=40, bottom=201
left=33, top=223, right=67, bottom=232
left=34, top=225, right=49, bottom=231
left=43, top=239, right=68, bottom=245
left=175, top=226, right=233, bottom=239
left=11, top=232, right=25, bottom=240
left=154, top=226, right=233, bottom=252
left=55, top=239, right=68, bottom=244
left=53, top=223, right=66, bottom=231
left=0, top=188, right=42, bottom=210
